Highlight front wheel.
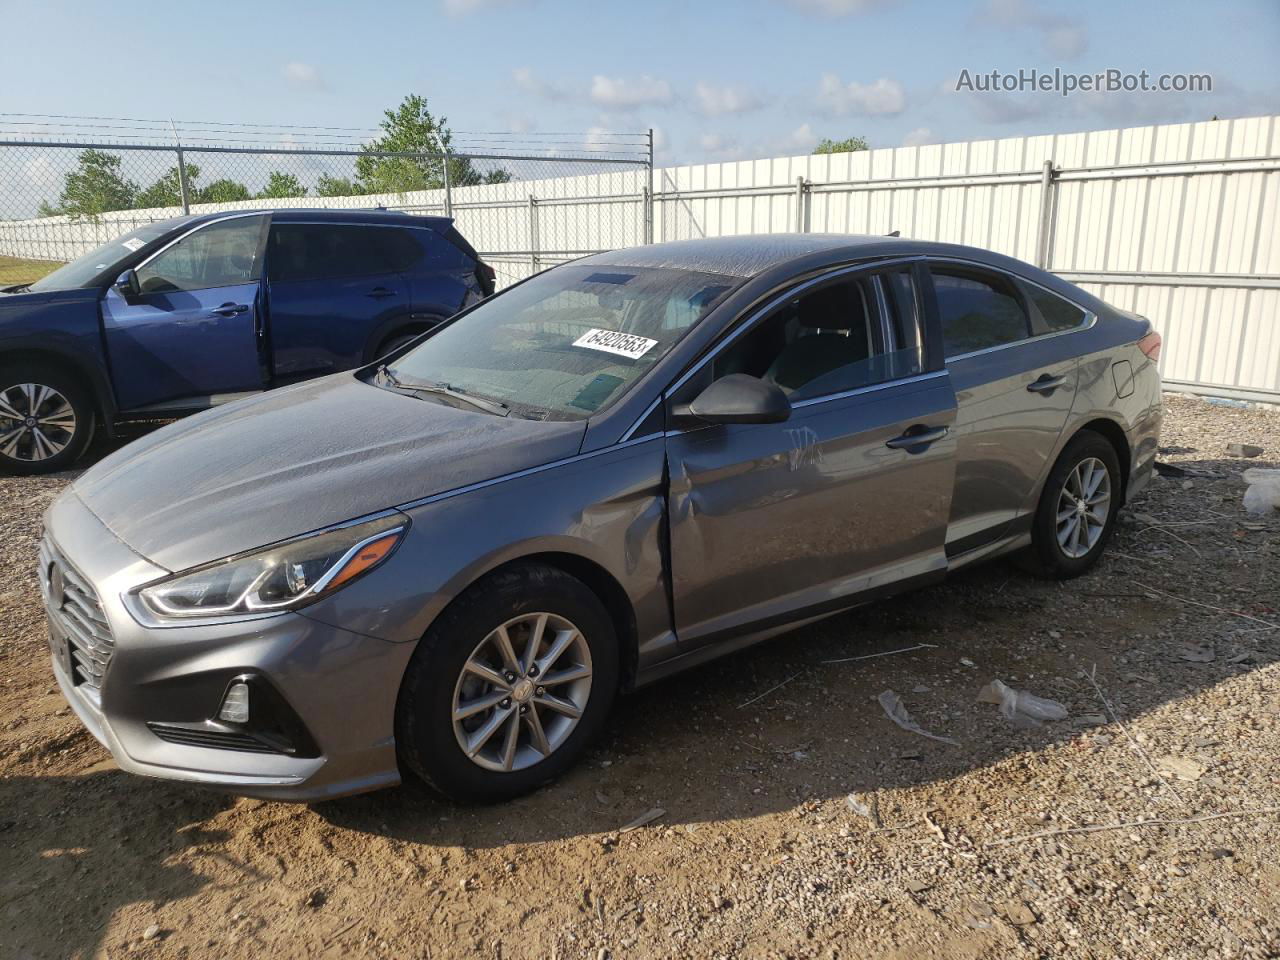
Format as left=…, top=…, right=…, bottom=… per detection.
left=0, top=364, right=96, bottom=475
left=395, top=564, right=619, bottom=803
left=1021, top=430, right=1122, bottom=579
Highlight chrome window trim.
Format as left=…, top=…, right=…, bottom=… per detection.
left=788, top=369, right=949, bottom=410
left=925, top=255, right=1099, bottom=363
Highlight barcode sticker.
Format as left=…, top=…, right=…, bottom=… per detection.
left=572, top=328, right=658, bottom=360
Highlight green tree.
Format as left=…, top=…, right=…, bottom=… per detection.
left=135, top=163, right=202, bottom=208
left=813, top=136, right=870, bottom=155
left=197, top=179, right=252, bottom=203
left=256, top=171, right=308, bottom=199
left=356, top=94, right=510, bottom=194
left=316, top=174, right=361, bottom=197
left=44, top=149, right=138, bottom=219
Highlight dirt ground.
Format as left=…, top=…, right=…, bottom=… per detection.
left=1, top=394, right=1277, bottom=960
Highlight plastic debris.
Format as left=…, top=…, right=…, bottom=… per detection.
left=1242, top=468, right=1280, bottom=517
left=845, top=791, right=882, bottom=827
left=618, top=807, right=665, bottom=833
left=978, top=679, right=1068, bottom=727
left=876, top=690, right=960, bottom=746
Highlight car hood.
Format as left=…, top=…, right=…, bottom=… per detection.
left=72, top=374, right=586, bottom=572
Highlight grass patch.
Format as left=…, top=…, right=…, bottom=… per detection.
left=0, top=255, right=63, bottom=287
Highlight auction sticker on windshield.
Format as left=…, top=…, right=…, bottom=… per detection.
left=121, top=238, right=146, bottom=252
left=572, top=328, right=659, bottom=361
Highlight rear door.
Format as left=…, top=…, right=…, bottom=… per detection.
left=665, top=263, right=958, bottom=650
left=925, top=262, right=1080, bottom=555
left=413, top=226, right=483, bottom=316
left=264, top=223, right=414, bottom=379
left=101, top=215, right=268, bottom=410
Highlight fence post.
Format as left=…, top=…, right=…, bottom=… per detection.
left=442, top=151, right=453, bottom=218
left=169, top=119, right=191, bottom=215
left=175, top=146, right=192, bottom=215
left=528, top=195, right=540, bottom=272
left=795, top=176, right=810, bottom=233
left=1035, top=159, right=1056, bottom=268
left=644, top=128, right=655, bottom=244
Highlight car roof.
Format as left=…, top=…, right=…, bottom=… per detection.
left=177, top=208, right=453, bottom=230
left=579, top=234, right=914, bottom=278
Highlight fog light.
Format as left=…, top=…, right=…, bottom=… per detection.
left=218, top=682, right=250, bottom=724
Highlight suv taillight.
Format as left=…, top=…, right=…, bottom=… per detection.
left=476, top=261, right=496, bottom=297
left=1138, top=331, right=1162, bottom=362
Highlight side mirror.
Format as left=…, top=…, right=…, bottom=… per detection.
left=673, top=373, right=791, bottom=426
left=113, top=269, right=140, bottom=301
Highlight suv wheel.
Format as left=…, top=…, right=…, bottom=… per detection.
left=0, top=364, right=95, bottom=475
left=395, top=564, right=619, bottom=802
left=1021, top=430, right=1122, bottom=579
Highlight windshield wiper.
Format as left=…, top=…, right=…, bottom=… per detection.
left=375, top=365, right=509, bottom=417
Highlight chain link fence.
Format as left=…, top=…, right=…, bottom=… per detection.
left=0, top=138, right=653, bottom=288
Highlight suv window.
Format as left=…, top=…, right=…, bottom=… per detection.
left=1020, top=280, right=1088, bottom=335
left=267, top=224, right=422, bottom=282
left=714, top=270, right=924, bottom=402
left=135, top=216, right=265, bottom=294
left=931, top=267, right=1030, bottom=358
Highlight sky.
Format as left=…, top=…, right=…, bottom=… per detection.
left=1, top=0, right=1278, bottom=165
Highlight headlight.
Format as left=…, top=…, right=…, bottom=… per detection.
left=131, top=513, right=408, bottom=623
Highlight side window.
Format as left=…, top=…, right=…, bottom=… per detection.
left=135, top=217, right=264, bottom=294
left=267, top=224, right=403, bottom=283
left=378, top=228, right=426, bottom=272
left=713, top=271, right=921, bottom=402
left=931, top=267, right=1030, bottom=358
left=423, top=230, right=472, bottom=269
left=1020, top=280, right=1088, bottom=335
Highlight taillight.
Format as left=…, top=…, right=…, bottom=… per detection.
left=1138, top=331, right=1162, bottom=362
left=476, top=261, right=496, bottom=296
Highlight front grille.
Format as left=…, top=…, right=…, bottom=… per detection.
left=147, top=722, right=285, bottom=754
left=38, top=538, right=115, bottom=691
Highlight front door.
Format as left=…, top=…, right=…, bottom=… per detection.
left=102, top=215, right=268, bottom=410
left=666, top=265, right=958, bottom=650
left=264, top=223, right=414, bottom=379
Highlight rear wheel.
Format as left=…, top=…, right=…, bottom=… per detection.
left=1021, top=430, right=1121, bottom=579
left=0, top=364, right=95, bottom=475
left=395, top=564, right=619, bottom=802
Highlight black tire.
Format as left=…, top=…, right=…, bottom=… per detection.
left=1021, top=429, right=1122, bottom=579
left=395, top=563, right=619, bottom=803
left=0, top=363, right=96, bottom=476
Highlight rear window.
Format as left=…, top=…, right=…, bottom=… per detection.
left=931, top=267, right=1030, bottom=358
left=267, top=224, right=423, bottom=282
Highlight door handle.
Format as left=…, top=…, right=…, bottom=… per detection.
left=366, top=287, right=396, bottom=299
left=210, top=302, right=249, bottom=317
left=1027, top=373, right=1066, bottom=394
left=885, top=425, right=949, bottom=450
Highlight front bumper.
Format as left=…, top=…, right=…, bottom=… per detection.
left=41, top=491, right=416, bottom=802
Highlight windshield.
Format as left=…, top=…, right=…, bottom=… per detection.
left=382, top=264, right=735, bottom=419
left=27, top=220, right=181, bottom=292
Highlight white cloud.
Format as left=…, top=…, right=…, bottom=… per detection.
left=512, top=67, right=569, bottom=101
left=589, top=75, right=674, bottom=110
left=817, top=74, right=905, bottom=115
left=780, top=0, right=888, bottom=15
left=442, top=0, right=526, bottom=15
left=281, top=61, right=324, bottom=90
left=695, top=82, right=764, bottom=116
left=901, top=127, right=938, bottom=147
left=773, top=122, right=819, bottom=154
left=980, top=0, right=1088, bottom=59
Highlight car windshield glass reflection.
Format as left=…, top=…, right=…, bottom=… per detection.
left=379, top=264, right=734, bottom=420
left=27, top=221, right=177, bottom=292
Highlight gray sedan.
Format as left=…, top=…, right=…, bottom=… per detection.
left=40, top=234, right=1163, bottom=802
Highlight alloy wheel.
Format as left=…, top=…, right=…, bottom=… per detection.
left=1056, top=456, right=1111, bottom=559
left=0, top=383, right=77, bottom=462
left=451, top=612, right=593, bottom=773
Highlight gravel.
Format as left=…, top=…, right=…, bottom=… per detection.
left=0, top=393, right=1277, bottom=958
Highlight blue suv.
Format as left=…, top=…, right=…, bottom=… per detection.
left=0, top=209, right=494, bottom=474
